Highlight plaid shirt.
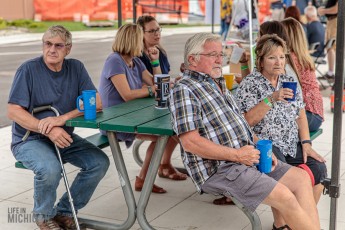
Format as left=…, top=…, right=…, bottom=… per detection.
left=169, top=70, right=254, bottom=193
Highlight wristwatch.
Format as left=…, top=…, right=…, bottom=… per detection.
left=301, top=140, right=312, bottom=146
left=147, top=86, right=154, bottom=97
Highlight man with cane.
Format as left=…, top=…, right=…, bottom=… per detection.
left=7, top=25, right=109, bottom=230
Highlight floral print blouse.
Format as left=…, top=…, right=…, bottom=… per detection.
left=236, top=69, right=305, bottom=157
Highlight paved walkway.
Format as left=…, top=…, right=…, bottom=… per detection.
left=1, top=27, right=344, bottom=230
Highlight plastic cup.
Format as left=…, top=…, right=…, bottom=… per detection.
left=223, top=73, right=235, bottom=90
left=282, top=81, right=297, bottom=101
left=229, top=46, right=245, bottom=64
left=256, top=140, right=273, bottom=173
left=76, top=90, right=97, bottom=120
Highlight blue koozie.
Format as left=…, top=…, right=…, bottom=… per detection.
left=76, top=90, right=96, bottom=120
left=282, top=81, right=297, bottom=101
left=256, top=140, right=273, bottom=173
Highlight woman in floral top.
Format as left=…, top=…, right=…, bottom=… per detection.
left=281, top=17, right=324, bottom=132
left=236, top=34, right=327, bottom=218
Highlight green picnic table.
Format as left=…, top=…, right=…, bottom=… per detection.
left=66, top=97, right=172, bottom=230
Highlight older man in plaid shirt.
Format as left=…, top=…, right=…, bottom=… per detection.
left=168, top=32, right=320, bottom=230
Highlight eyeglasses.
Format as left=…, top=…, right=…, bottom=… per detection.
left=43, top=41, right=70, bottom=50
left=198, top=52, right=226, bottom=59
left=144, top=27, right=162, bottom=35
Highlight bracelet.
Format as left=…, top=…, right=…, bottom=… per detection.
left=263, top=97, right=272, bottom=108
left=241, top=65, right=249, bottom=70
left=151, top=59, right=160, bottom=67
left=268, top=94, right=275, bottom=108
left=301, top=139, right=312, bottom=146
left=147, top=86, right=154, bottom=97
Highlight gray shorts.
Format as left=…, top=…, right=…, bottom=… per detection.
left=200, top=161, right=291, bottom=212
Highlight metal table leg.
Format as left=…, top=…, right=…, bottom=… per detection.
left=78, top=131, right=137, bottom=230
left=136, top=135, right=169, bottom=230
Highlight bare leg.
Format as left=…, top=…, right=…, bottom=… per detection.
left=160, top=136, right=179, bottom=165
left=263, top=167, right=320, bottom=230
left=328, top=49, right=335, bottom=73
left=138, top=141, right=155, bottom=179
left=313, top=183, right=324, bottom=204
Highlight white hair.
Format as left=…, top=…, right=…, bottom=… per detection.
left=184, top=33, right=222, bottom=68
left=304, top=5, right=317, bottom=18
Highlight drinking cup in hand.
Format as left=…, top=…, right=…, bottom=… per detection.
left=230, top=46, right=245, bottom=64
left=223, top=73, right=235, bottom=90
left=282, top=81, right=297, bottom=102
left=76, top=90, right=97, bottom=120
left=256, top=140, right=273, bottom=173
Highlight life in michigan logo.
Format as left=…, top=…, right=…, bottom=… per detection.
left=8, top=207, right=34, bottom=223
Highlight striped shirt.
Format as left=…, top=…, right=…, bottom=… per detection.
left=169, top=70, right=254, bottom=193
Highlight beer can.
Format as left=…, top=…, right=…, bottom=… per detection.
left=154, top=74, right=170, bottom=109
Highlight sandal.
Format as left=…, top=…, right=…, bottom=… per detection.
left=158, top=164, right=188, bottom=181
left=272, top=224, right=292, bottom=230
left=213, top=196, right=235, bottom=205
left=135, top=176, right=166, bottom=194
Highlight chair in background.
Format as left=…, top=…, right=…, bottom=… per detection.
left=315, top=37, right=336, bottom=89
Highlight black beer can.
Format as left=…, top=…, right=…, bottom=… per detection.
left=154, top=74, right=170, bottom=109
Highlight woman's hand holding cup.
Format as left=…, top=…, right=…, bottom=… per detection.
left=272, top=88, right=294, bottom=103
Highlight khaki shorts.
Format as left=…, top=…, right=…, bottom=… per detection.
left=201, top=161, right=291, bottom=212
left=326, top=17, right=337, bottom=50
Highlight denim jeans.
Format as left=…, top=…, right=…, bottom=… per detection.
left=306, top=111, right=323, bottom=132
left=220, top=19, right=230, bottom=40
left=12, top=134, right=110, bottom=221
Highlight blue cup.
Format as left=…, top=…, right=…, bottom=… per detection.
left=282, top=81, right=297, bottom=101
left=76, top=90, right=96, bottom=120
left=256, top=140, right=273, bottom=174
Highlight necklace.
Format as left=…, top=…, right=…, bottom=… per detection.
left=121, top=55, right=133, bottom=68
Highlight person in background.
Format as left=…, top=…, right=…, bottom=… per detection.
left=270, top=0, right=285, bottom=21
left=304, top=5, right=325, bottom=59
left=281, top=17, right=324, bottom=132
left=136, top=15, right=187, bottom=181
left=219, top=0, right=233, bottom=40
left=236, top=33, right=327, bottom=211
left=284, top=5, right=306, bottom=32
left=317, top=0, right=338, bottom=81
left=169, top=32, right=320, bottom=230
left=293, top=0, right=310, bottom=22
left=7, top=25, right=110, bottom=230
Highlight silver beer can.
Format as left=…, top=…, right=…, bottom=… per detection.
left=154, top=74, right=170, bottom=109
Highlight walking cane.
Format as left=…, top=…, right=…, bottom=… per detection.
left=23, top=105, right=80, bottom=230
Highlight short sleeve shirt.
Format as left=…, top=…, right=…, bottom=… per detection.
left=8, top=56, right=96, bottom=148
left=236, top=69, right=304, bottom=157
left=98, top=52, right=146, bottom=143
left=169, top=70, right=254, bottom=192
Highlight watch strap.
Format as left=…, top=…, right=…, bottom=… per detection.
left=301, top=139, right=312, bottom=145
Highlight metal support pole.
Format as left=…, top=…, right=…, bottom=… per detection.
left=247, top=0, right=254, bottom=71
left=211, top=0, right=215, bottom=34
left=328, top=0, right=344, bottom=229
left=133, top=0, right=137, bottom=23
left=118, top=0, right=122, bottom=28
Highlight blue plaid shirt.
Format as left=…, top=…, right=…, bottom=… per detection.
left=169, top=70, right=254, bottom=192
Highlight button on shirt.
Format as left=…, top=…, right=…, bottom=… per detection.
left=169, top=70, right=254, bottom=193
